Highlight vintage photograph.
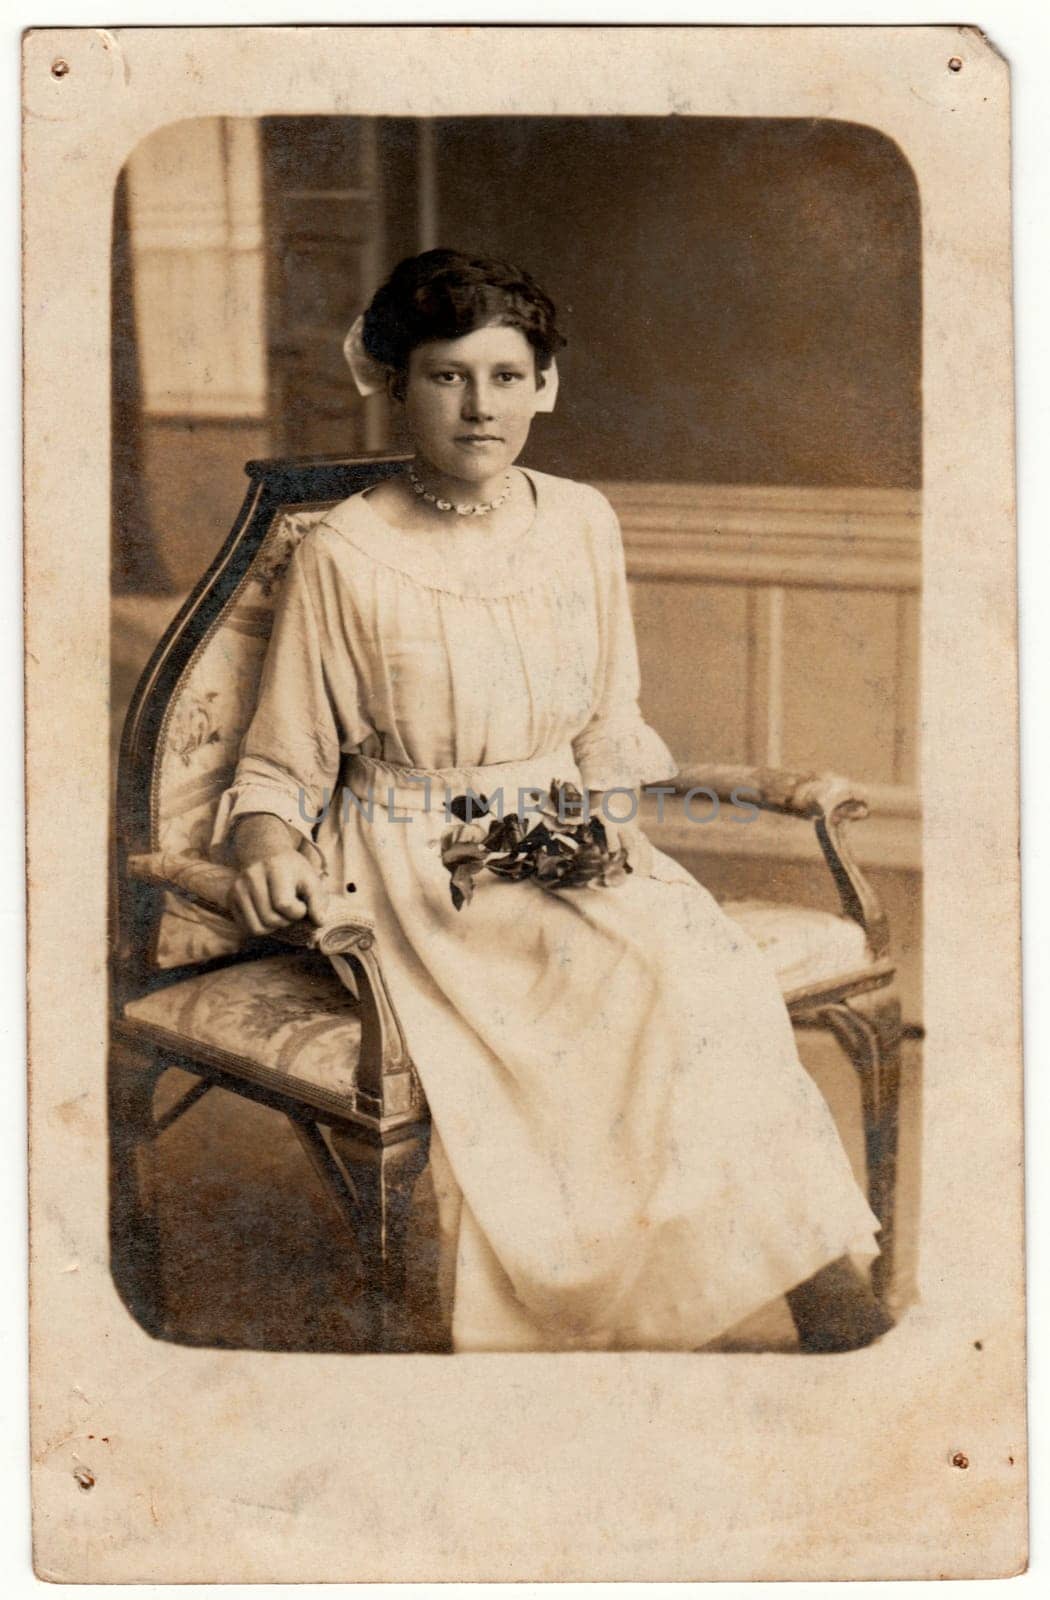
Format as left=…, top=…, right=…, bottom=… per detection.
left=108, top=112, right=923, bottom=1358
left=26, top=21, right=1027, bottom=1581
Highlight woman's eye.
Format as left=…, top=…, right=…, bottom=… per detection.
left=433, top=371, right=463, bottom=384
left=496, top=371, right=524, bottom=384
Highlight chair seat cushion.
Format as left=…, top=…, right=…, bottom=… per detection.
left=122, top=952, right=367, bottom=1116
left=121, top=906, right=873, bottom=1117
left=722, top=899, right=872, bottom=993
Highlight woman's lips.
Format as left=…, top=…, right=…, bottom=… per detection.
left=455, top=435, right=502, bottom=446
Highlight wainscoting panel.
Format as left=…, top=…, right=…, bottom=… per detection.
left=780, top=586, right=901, bottom=786
left=633, top=581, right=752, bottom=768
left=604, top=484, right=922, bottom=943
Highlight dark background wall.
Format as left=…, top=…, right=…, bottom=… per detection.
left=431, top=117, right=920, bottom=489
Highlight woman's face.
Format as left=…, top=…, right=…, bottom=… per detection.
left=399, top=323, right=548, bottom=486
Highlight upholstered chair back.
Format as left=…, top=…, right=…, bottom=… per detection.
left=116, top=456, right=407, bottom=979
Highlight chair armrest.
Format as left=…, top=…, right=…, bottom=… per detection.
left=126, top=850, right=375, bottom=953
left=126, top=851, right=412, bottom=1105
left=668, top=765, right=889, bottom=959
left=671, top=762, right=869, bottom=823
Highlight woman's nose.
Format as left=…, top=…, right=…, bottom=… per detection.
left=462, top=382, right=495, bottom=420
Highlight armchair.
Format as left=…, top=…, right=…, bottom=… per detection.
left=110, top=453, right=913, bottom=1352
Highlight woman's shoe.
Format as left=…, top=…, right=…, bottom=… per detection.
left=786, top=1255, right=895, bottom=1353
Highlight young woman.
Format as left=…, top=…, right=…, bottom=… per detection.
left=213, top=249, right=890, bottom=1354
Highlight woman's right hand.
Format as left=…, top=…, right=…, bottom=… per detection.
left=228, top=849, right=330, bottom=936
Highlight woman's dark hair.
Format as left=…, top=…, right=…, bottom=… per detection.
left=362, top=249, right=567, bottom=378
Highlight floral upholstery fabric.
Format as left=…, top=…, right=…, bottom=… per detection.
left=151, top=505, right=335, bottom=967
left=122, top=952, right=371, bottom=1117
left=722, top=899, right=870, bottom=994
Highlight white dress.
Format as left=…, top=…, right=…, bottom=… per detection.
left=212, top=468, right=880, bottom=1351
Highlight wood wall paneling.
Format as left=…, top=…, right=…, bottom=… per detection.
left=894, top=590, right=921, bottom=788
left=781, top=587, right=900, bottom=785
left=603, top=481, right=922, bottom=873
left=632, top=581, right=751, bottom=767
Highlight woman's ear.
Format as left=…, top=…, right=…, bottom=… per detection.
left=386, top=369, right=407, bottom=404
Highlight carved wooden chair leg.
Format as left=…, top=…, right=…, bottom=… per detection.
left=861, top=991, right=905, bottom=1312
left=108, top=1034, right=169, bottom=1337
left=328, top=1123, right=431, bottom=1353
left=813, top=988, right=905, bottom=1317
left=286, top=1114, right=368, bottom=1305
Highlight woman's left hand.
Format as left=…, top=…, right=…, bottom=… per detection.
left=584, top=789, right=654, bottom=879
left=598, top=815, right=655, bottom=880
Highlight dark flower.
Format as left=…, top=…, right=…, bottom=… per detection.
left=482, top=813, right=514, bottom=850
left=449, top=792, right=490, bottom=822
left=439, top=780, right=634, bottom=910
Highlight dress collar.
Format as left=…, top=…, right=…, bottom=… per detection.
left=317, top=467, right=574, bottom=599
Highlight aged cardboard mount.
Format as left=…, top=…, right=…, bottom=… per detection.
left=24, top=24, right=1024, bottom=1582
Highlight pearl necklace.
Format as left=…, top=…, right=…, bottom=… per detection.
left=408, top=462, right=512, bottom=517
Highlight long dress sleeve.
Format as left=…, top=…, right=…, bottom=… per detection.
left=210, top=536, right=368, bottom=858
left=571, top=494, right=679, bottom=792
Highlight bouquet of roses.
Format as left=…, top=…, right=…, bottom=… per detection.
left=438, top=780, right=632, bottom=911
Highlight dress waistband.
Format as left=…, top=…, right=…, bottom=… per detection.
left=343, top=748, right=582, bottom=812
